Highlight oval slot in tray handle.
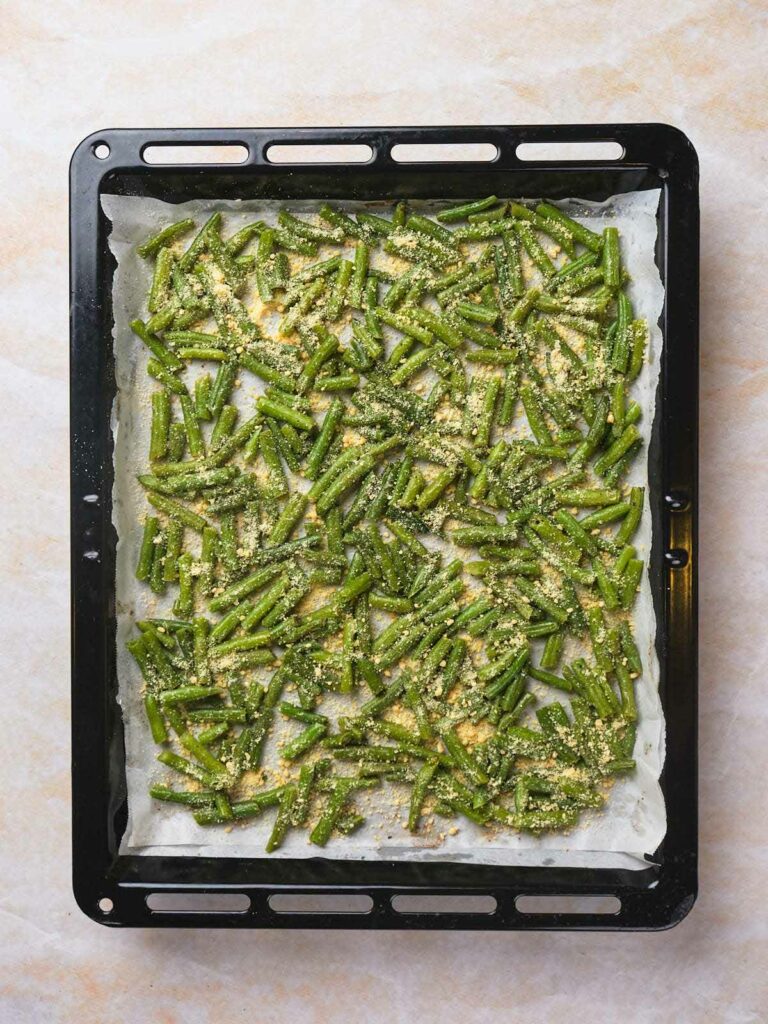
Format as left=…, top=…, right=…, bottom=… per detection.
left=515, top=894, right=621, bottom=915
left=390, top=142, right=498, bottom=163
left=142, top=144, right=249, bottom=165
left=516, top=141, right=624, bottom=161
left=265, top=143, right=373, bottom=164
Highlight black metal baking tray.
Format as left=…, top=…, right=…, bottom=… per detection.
left=70, top=124, right=698, bottom=930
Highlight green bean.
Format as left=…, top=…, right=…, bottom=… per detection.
left=615, top=662, right=637, bottom=722
left=620, top=558, right=644, bottom=609
left=618, top=620, right=643, bottom=676
left=456, top=300, right=498, bottom=325
left=452, top=524, right=516, bottom=546
left=136, top=516, right=160, bottom=581
left=296, top=329, right=338, bottom=394
left=239, top=352, right=297, bottom=392
left=325, top=259, right=353, bottom=321
left=265, top=786, right=297, bottom=852
left=520, top=384, right=553, bottom=445
left=175, top=393, right=203, bottom=458
left=440, top=729, right=489, bottom=785
left=144, top=694, right=168, bottom=743
left=602, top=227, right=621, bottom=289
left=222, top=221, right=265, bottom=256
left=253, top=227, right=277, bottom=301
left=415, top=468, right=456, bottom=511
left=315, top=437, right=402, bottom=514
left=210, top=404, right=239, bottom=450
left=146, top=492, right=209, bottom=533
left=437, top=195, right=499, bottom=223
left=189, top=375, right=211, bottom=425
left=407, top=760, right=439, bottom=832
left=353, top=212, right=394, bottom=240
left=437, top=266, right=496, bottom=305
left=157, top=751, right=219, bottom=788
left=571, top=395, right=610, bottom=466
left=165, top=422, right=186, bottom=462
left=397, top=215, right=450, bottom=250
left=161, top=520, right=183, bottom=582
left=452, top=220, right=515, bottom=242
left=315, top=372, right=359, bottom=392
left=593, top=425, right=641, bottom=477
left=628, top=320, right=648, bottom=381
left=479, top=645, right=528, bottom=685
left=176, top=212, right=220, bottom=271
left=611, top=291, right=633, bottom=373
left=507, top=287, right=538, bottom=326
left=551, top=251, right=599, bottom=285
left=310, top=778, right=378, bottom=846
left=535, top=204, right=603, bottom=252
left=593, top=556, right=620, bottom=610
left=319, top=203, right=367, bottom=241
left=578, top=501, right=632, bottom=531
left=385, top=228, right=459, bottom=269
left=471, top=205, right=508, bottom=225
left=519, top=207, right=576, bottom=256
left=147, top=534, right=166, bottom=595
left=515, top=221, right=555, bottom=277
left=615, top=486, right=644, bottom=545
left=148, top=390, right=171, bottom=461
left=138, top=218, right=196, bottom=259
left=195, top=526, right=218, bottom=599
left=149, top=784, right=215, bottom=806
left=147, top=247, right=175, bottom=314
left=131, top=319, right=184, bottom=372
left=556, top=487, right=621, bottom=507
left=511, top=575, right=568, bottom=623
left=281, top=722, right=327, bottom=761
left=540, top=631, right=564, bottom=671
left=278, top=209, right=343, bottom=245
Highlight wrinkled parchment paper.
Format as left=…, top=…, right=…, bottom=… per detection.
left=103, top=190, right=665, bottom=869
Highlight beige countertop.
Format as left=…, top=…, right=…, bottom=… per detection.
left=1, top=1, right=767, bottom=1021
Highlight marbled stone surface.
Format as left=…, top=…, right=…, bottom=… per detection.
left=1, top=1, right=766, bottom=1021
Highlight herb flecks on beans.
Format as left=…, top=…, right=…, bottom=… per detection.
left=128, top=198, right=647, bottom=850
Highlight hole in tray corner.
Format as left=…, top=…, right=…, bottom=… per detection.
left=390, top=142, right=498, bottom=163
left=516, top=141, right=624, bottom=162
left=269, top=894, right=373, bottom=915
left=665, top=491, right=690, bottom=512
left=97, top=896, right=114, bottom=914
left=142, top=144, right=249, bottom=165
left=515, top=895, right=621, bottom=915
left=92, top=142, right=110, bottom=160
left=265, top=143, right=374, bottom=164
left=146, top=892, right=251, bottom=914
left=391, top=894, right=497, bottom=915
left=665, top=548, right=689, bottom=569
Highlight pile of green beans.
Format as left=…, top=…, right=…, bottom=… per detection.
left=128, top=198, right=649, bottom=852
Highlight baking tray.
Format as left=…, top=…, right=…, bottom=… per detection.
left=70, top=124, right=698, bottom=930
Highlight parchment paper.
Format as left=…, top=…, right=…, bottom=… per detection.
left=103, top=190, right=665, bottom=869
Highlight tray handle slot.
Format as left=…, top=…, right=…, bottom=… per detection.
left=268, top=893, right=373, bottom=914
left=142, top=143, right=249, bottom=164
left=391, top=894, right=497, bottom=915
left=516, top=140, right=624, bottom=161
left=390, top=142, right=498, bottom=163
left=515, top=894, right=621, bottom=915
left=145, top=892, right=251, bottom=914
left=265, top=143, right=373, bottom=164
